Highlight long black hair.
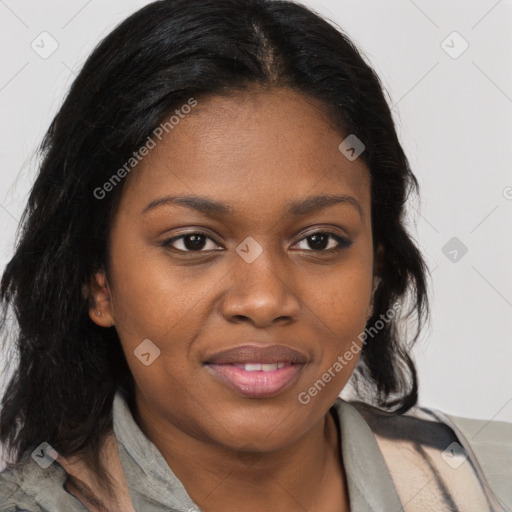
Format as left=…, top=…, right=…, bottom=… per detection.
left=1, top=0, right=429, bottom=492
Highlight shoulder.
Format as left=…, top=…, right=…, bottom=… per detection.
left=435, top=408, right=512, bottom=509
left=440, top=408, right=512, bottom=451
left=0, top=461, right=45, bottom=512
left=350, top=399, right=512, bottom=453
left=0, top=452, right=72, bottom=512
left=347, top=400, right=512, bottom=511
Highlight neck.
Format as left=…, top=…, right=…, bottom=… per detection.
left=134, top=400, right=348, bottom=512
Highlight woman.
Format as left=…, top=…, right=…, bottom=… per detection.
left=0, top=1, right=510, bottom=511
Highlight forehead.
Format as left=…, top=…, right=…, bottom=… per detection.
left=120, top=86, right=370, bottom=218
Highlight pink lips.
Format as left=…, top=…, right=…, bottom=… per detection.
left=204, top=344, right=307, bottom=398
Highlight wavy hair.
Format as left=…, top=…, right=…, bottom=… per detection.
left=0, top=0, right=429, bottom=493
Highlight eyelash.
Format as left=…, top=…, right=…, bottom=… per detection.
left=160, top=230, right=353, bottom=254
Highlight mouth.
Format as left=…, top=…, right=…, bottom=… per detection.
left=203, top=344, right=307, bottom=398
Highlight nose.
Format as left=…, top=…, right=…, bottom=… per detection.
left=220, top=249, right=301, bottom=328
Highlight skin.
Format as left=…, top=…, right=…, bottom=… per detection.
left=89, top=85, right=382, bottom=512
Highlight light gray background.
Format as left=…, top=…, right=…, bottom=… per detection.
left=1, top=0, right=511, bottom=428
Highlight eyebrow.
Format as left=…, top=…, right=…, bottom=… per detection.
left=142, top=193, right=363, bottom=219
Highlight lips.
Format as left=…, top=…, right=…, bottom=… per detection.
left=204, top=344, right=307, bottom=398
left=204, top=344, right=308, bottom=365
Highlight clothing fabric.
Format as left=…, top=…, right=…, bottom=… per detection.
left=0, top=388, right=511, bottom=511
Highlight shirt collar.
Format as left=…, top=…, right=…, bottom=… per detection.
left=331, top=399, right=403, bottom=511
left=113, top=389, right=199, bottom=512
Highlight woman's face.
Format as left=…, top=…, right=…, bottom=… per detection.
left=92, top=86, right=377, bottom=452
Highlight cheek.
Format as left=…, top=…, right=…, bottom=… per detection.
left=108, top=226, right=199, bottom=337
left=107, top=228, right=223, bottom=394
left=309, top=256, right=372, bottom=333
left=302, top=259, right=372, bottom=387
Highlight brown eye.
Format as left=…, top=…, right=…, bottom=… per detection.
left=161, top=231, right=222, bottom=252
left=293, top=232, right=352, bottom=252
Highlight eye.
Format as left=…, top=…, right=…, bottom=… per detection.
left=292, top=231, right=352, bottom=252
left=161, top=231, right=223, bottom=252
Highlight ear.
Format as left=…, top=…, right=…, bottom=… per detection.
left=85, top=271, right=115, bottom=328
